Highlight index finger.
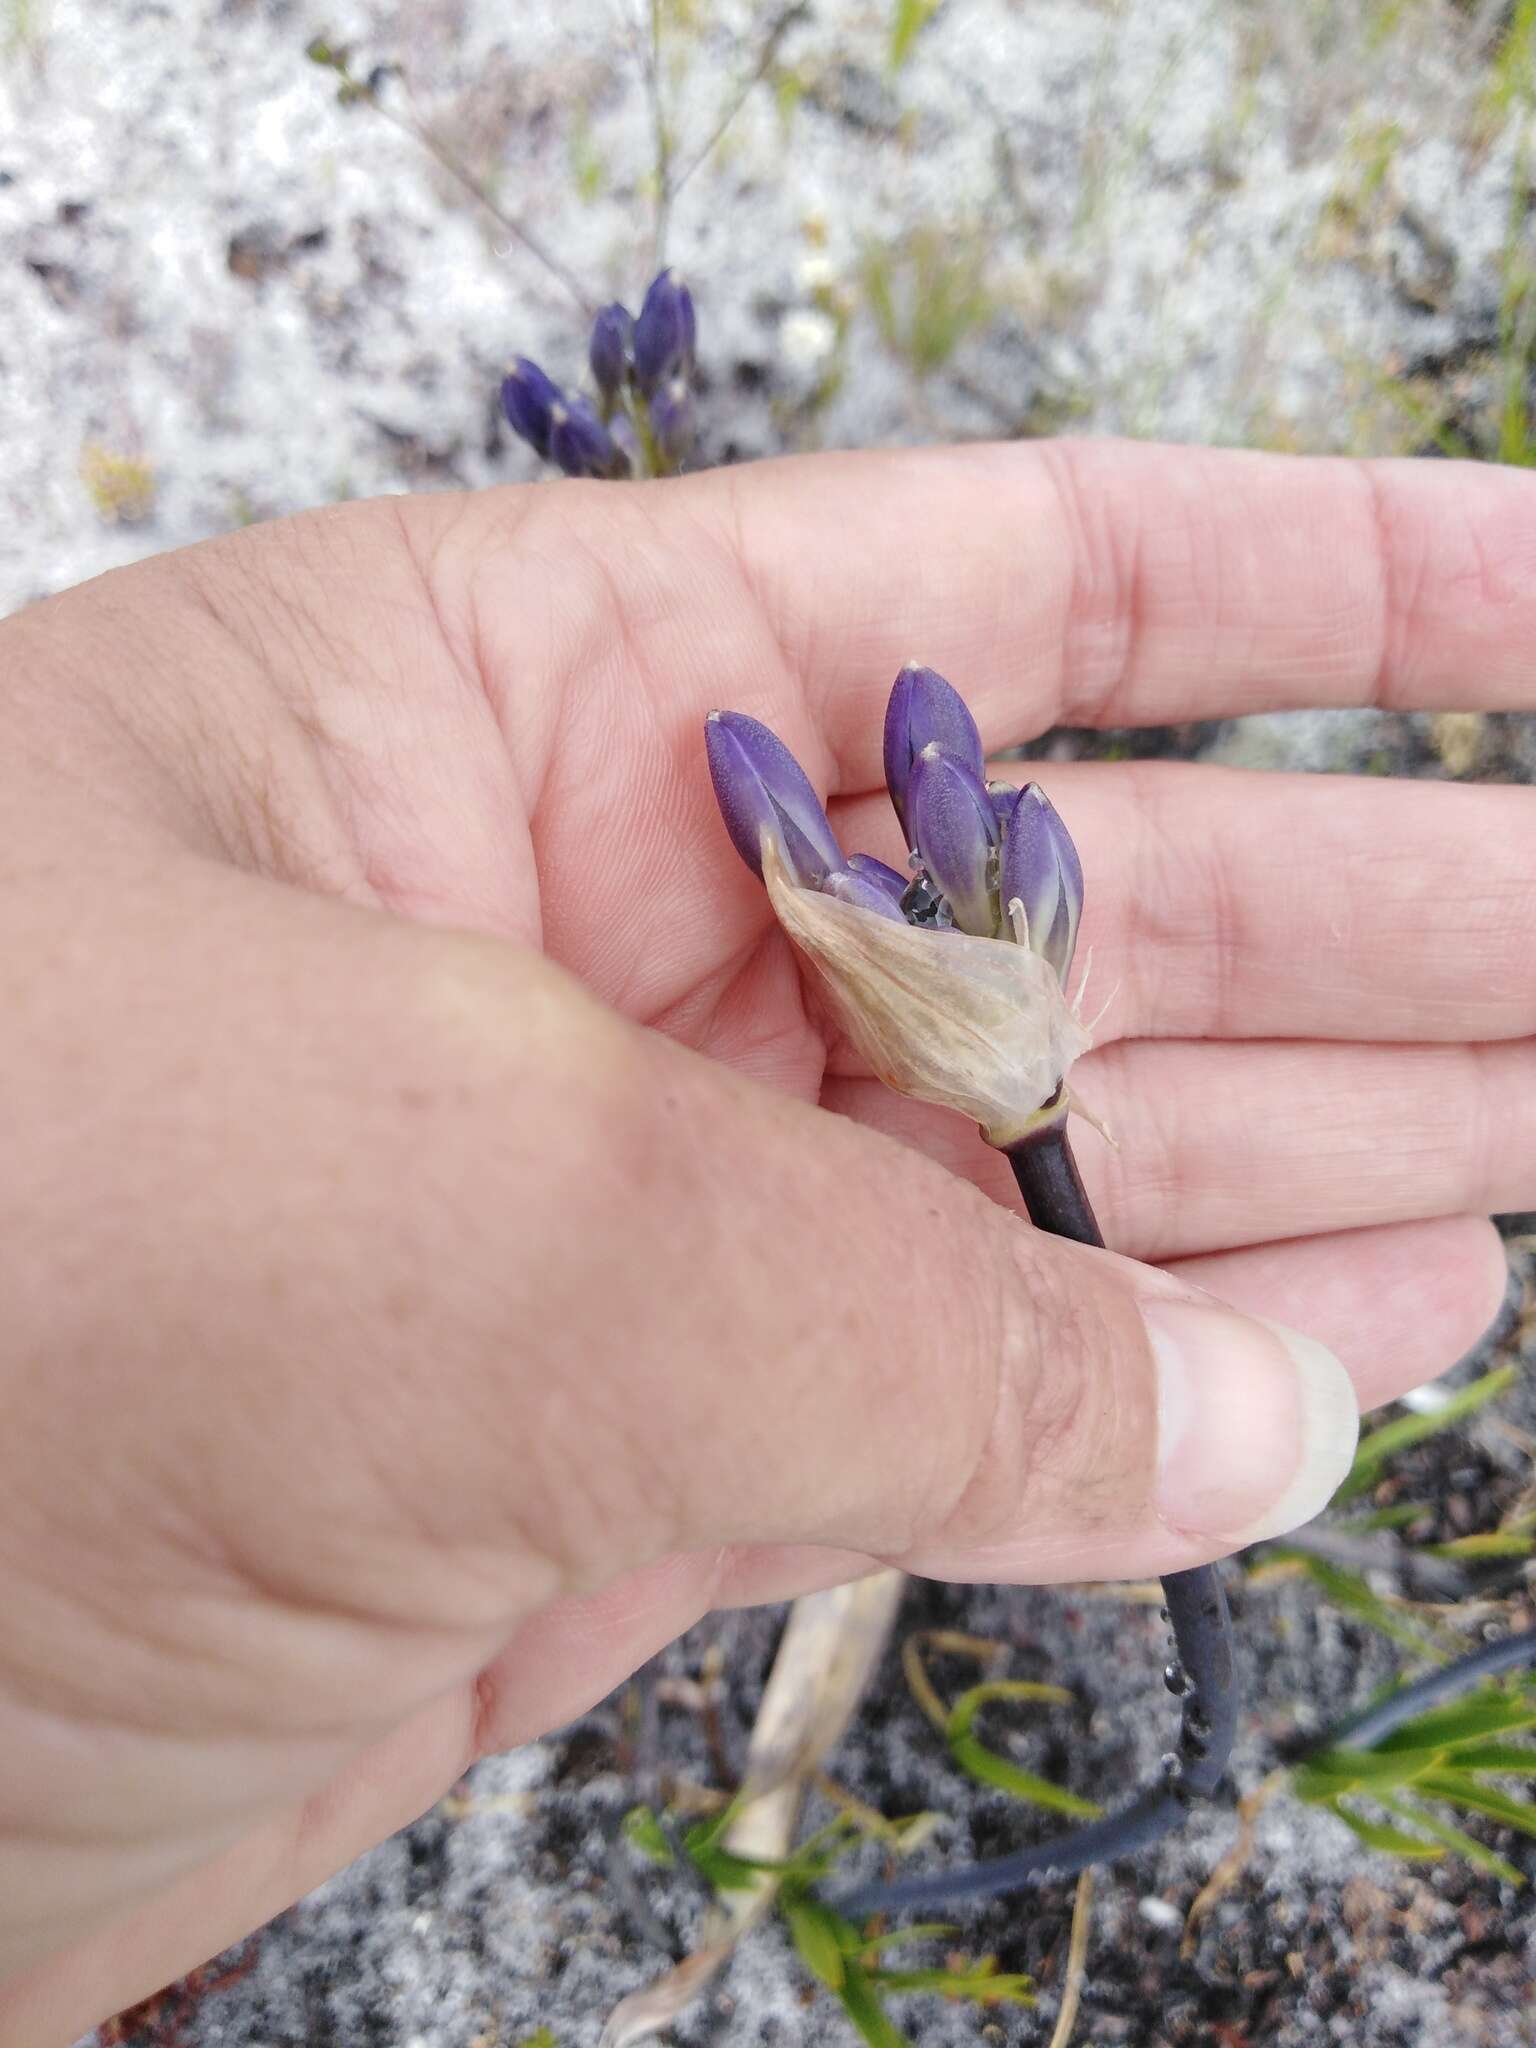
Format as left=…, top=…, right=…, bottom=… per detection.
left=712, top=439, right=1536, bottom=783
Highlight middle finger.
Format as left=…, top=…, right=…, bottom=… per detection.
left=829, top=761, right=1536, bottom=1046
left=825, top=1033, right=1536, bottom=1263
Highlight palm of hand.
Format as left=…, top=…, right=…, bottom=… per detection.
left=4, top=442, right=1533, bottom=2048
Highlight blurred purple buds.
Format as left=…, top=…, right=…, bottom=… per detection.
left=500, top=357, right=563, bottom=461
left=999, top=782, right=1084, bottom=983
left=907, top=743, right=1000, bottom=938
left=649, top=375, right=697, bottom=467
left=549, top=397, right=632, bottom=481
left=633, top=267, right=697, bottom=395
left=822, top=865, right=907, bottom=920
left=705, top=710, right=843, bottom=888
left=882, top=662, right=986, bottom=836
left=589, top=302, right=634, bottom=415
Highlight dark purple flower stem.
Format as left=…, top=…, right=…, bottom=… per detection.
left=1312, top=1625, right=1536, bottom=1755
left=830, top=1095, right=1240, bottom=1918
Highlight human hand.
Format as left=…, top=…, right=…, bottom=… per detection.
left=2, top=443, right=1530, bottom=2044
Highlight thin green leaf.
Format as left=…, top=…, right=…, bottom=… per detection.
left=1378, top=1794, right=1525, bottom=1884
left=1337, top=1366, right=1516, bottom=1502
left=889, top=0, right=942, bottom=71
left=869, top=1965, right=1033, bottom=2007
left=1375, top=1694, right=1536, bottom=1754
left=1327, top=1801, right=1445, bottom=1861
left=853, top=1924, right=959, bottom=1959
left=833, top=1960, right=909, bottom=2048
left=1423, top=1533, right=1536, bottom=1561
left=620, top=1805, right=675, bottom=1867
left=943, top=1682, right=1101, bottom=1819
left=785, top=1897, right=849, bottom=1992
left=948, top=1733, right=1102, bottom=1818
left=1453, top=1742, right=1536, bottom=1777
left=1418, top=1771, right=1536, bottom=1842
left=1276, top=1553, right=1445, bottom=1654
left=945, top=1680, right=1075, bottom=1738
left=1351, top=1502, right=1429, bottom=1532
left=1294, top=1746, right=1443, bottom=1801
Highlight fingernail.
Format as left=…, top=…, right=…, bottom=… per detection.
left=1145, top=1301, right=1359, bottom=1545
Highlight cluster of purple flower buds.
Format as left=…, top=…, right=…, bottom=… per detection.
left=705, top=663, right=1084, bottom=986
left=501, top=268, right=698, bottom=480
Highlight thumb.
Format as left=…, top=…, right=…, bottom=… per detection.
left=563, top=1007, right=1362, bottom=1590
left=10, top=864, right=1361, bottom=1661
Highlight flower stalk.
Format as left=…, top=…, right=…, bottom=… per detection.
left=703, top=661, right=1243, bottom=1917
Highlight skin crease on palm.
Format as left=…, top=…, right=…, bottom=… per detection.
left=1, top=440, right=1534, bottom=2046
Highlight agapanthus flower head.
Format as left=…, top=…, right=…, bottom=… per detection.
left=705, top=710, right=843, bottom=888
left=703, top=689, right=1093, bottom=1146
left=589, top=302, right=634, bottom=414
left=882, top=662, right=986, bottom=836
left=999, top=782, right=1084, bottom=983
left=906, top=742, right=1000, bottom=939
left=549, top=396, right=632, bottom=481
left=633, top=267, right=697, bottom=396
left=649, top=375, right=697, bottom=467
left=501, top=357, right=564, bottom=461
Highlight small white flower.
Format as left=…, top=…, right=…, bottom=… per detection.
left=794, top=251, right=837, bottom=294
left=779, top=308, right=838, bottom=371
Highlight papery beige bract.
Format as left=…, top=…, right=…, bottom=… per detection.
left=763, top=840, right=1092, bottom=1147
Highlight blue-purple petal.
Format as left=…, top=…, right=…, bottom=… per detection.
left=907, top=743, right=999, bottom=937
left=500, top=357, right=563, bottom=460
left=999, top=782, right=1083, bottom=979
left=882, top=663, right=987, bottom=834
left=821, top=865, right=908, bottom=920
left=705, top=710, right=844, bottom=887
left=633, top=268, right=697, bottom=395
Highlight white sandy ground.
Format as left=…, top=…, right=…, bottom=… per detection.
left=2, top=1, right=1529, bottom=617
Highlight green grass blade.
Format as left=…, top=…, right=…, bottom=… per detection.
left=1452, top=1742, right=1536, bottom=1777
left=833, top=1960, right=910, bottom=2048
left=1337, top=1366, right=1515, bottom=1502
left=1276, top=1553, right=1445, bottom=1654
left=785, top=1896, right=850, bottom=1992
left=1328, top=1801, right=1445, bottom=1861
left=1375, top=1694, right=1536, bottom=1754
left=943, top=1682, right=1101, bottom=1819
left=1417, top=1771, right=1536, bottom=1842
left=1294, top=1746, right=1443, bottom=1800
left=1378, top=1795, right=1526, bottom=1884
left=853, top=1925, right=959, bottom=1959
left=869, top=1966, right=1034, bottom=2006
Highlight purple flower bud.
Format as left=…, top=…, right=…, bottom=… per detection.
left=988, top=780, right=1022, bottom=832
left=500, top=357, right=563, bottom=460
left=998, top=782, right=1084, bottom=981
left=549, top=397, right=632, bottom=481
left=882, top=662, right=986, bottom=835
left=821, top=865, right=907, bottom=921
left=845, top=852, right=910, bottom=896
left=705, top=710, right=843, bottom=887
left=633, top=267, right=696, bottom=395
left=907, top=742, right=1000, bottom=938
left=648, top=375, right=697, bottom=466
left=589, top=302, right=634, bottom=411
